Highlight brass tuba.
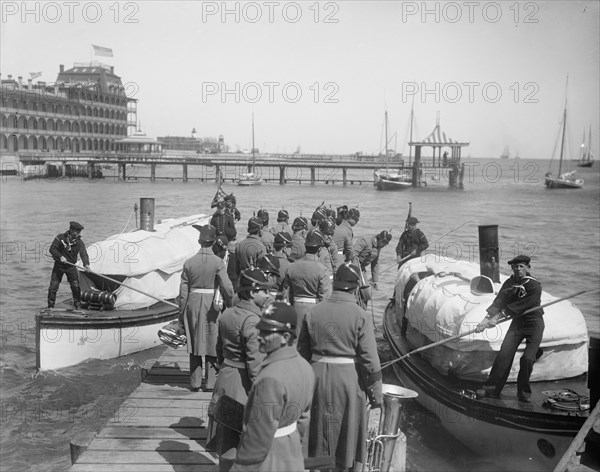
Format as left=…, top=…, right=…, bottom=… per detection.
left=363, top=384, right=418, bottom=472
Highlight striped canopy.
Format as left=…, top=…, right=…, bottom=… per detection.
left=410, top=124, right=469, bottom=147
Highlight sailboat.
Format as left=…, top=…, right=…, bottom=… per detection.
left=500, top=145, right=510, bottom=159
left=374, top=111, right=412, bottom=190
left=237, top=113, right=263, bottom=186
left=544, top=80, right=583, bottom=189
left=577, top=125, right=594, bottom=168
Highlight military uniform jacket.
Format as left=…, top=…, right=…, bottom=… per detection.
left=354, top=236, right=383, bottom=283
left=333, top=221, right=354, bottom=262
left=235, top=235, right=267, bottom=275
left=231, top=346, right=315, bottom=472
left=488, top=273, right=544, bottom=318
left=396, top=228, right=429, bottom=258
left=317, top=246, right=334, bottom=277
left=179, top=248, right=234, bottom=356
left=50, top=232, right=90, bottom=266
left=285, top=254, right=332, bottom=302
left=273, top=251, right=292, bottom=298
left=289, top=232, right=306, bottom=261
left=269, top=222, right=292, bottom=235
left=260, top=231, right=275, bottom=253
left=210, top=212, right=237, bottom=242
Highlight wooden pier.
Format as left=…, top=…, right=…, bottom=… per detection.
left=69, top=347, right=218, bottom=472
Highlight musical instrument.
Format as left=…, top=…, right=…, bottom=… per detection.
left=363, top=384, right=418, bottom=472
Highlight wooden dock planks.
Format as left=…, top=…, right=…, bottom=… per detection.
left=70, top=348, right=219, bottom=472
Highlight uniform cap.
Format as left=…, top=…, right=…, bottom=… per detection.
left=256, top=301, right=297, bottom=334
left=319, top=218, right=336, bottom=236
left=193, top=224, right=217, bottom=243
left=377, top=230, right=392, bottom=243
left=258, top=254, right=280, bottom=276
left=274, top=231, right=293, bottom=248
left=333, top=262, right=361, bottom=290
left=406, top=216, right=419, bottom=225
left=305, top=229, right=325, bottom=248
left=348, top=208, right=360, bottom=221
left=69, top=221, right=84, bottom=231
left=224, top=194, right=236, bottom=203
left=238, top=268, right=270, bottom=293
left=311, top=207, right=327, bottom=223
left=507, top=255, right=531, bottom=267
left=277, top=209, right=289, bottom=221
left=292, top=216, right=308, bottom=231
left=248, top=217, right=263, bottom=234
left=257, top=209, right=269, bottom=225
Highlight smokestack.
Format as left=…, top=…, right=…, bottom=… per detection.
left=18, top=76, right=23, bottom=89
left=60, top=64, right=64, bottom=73
left=139, top=198, right=155, bottom=231
left=478, top=225, right=500, bottom=283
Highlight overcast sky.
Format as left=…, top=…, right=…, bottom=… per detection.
left=2, top=1, right=599, bottom=158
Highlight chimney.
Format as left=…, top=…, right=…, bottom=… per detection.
left=18, top=76, right=23, bottom=89
left=110, top=66, right=114, bottom=73
left=60, top=64, right=64, bottom=73
left=28, top=78, right=32, bottom=88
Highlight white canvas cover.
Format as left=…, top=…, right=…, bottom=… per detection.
left=85, top=214, right=211, bottom=309
left=394, top=254, right=588, bottom=382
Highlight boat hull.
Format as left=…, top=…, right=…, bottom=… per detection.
left=383, top=301, right=588, bottom=471
left=36, top=303, right=178, bottom=371
left=374, top=169, right=412, bottom=190
left=545, top=177, right=583, bottom=189
left=577, top=161, right=593, bottom=168
left=237, top=179, right=263, bottom=186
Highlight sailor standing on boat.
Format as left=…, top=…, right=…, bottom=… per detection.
left=476, top=255, right=544, bottom=402
left=206, top=268, right=269, bottom=463
left=230, top=301, right=314, bottom=472
left=179, top=224, right=234, bottom=392
left=396, top=216, right=428, bottom=266
left=47, top=221, right=90, bottom=309
left=298, top=262, right=383, bottom=472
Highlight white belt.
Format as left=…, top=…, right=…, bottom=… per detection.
left=191, top=288, right=215, bottom=294
left=312, top=354, right=357, bottom=364
left=223, top=358, right=245, bottom=369
left=295, top=297, right=317, bottom=304
left=337, top=251, right=343, bottom=255
left=274, top=421, right=297, bottom=438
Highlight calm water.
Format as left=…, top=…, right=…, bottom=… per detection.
left=1, top=158, right=599, bottom=471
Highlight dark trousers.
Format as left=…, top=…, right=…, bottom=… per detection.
left=189, top=354, right=218, bottom=390
left=47, top=264, right=81, bottom=308
left=487, top=316, right=545, bottom=394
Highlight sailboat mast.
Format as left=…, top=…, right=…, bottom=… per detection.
left=251, top=112, right=255, bottom=170
left=558, top=106, right=567, bottom=176
left=385, top=110, right=389, bottom=172
left=588, top=125, right=592, bottom=162
left=408, top=97, right=414, bottom=166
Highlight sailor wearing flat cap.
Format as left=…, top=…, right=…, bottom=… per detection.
left=353, top=230, right=393, bottom=302
left=234, top=217, right=267, bottom=287
left=47, top=221, right=91, bottom=309
left=476, top=255, right=544, bottom=402
left=231, top=301, right=314, bottom=472
left=396, top=216, right=429, bottom=267
left=179, top=224, right=234, bottom=392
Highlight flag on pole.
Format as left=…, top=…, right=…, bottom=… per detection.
left=211, top=172, right=228, bottom=208
left=92, top=44, right=113, bottom=57
left=29, top=72, right=42, bottom=80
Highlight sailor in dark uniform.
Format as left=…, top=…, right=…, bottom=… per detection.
left=298, top=262, right=383, bottom=471
left=231, top=301, right=314, bottom=472
left=224, top=194, right=241, bottom=222
left=210, top=201, right=237, bottom=243
left=354, top=230, right=392, bottom=291
left=396, top=216, right=428, bottom=266
left=476, top=255, right=544, bottom=402
left=235, top=217, right=267, bottom=283
left=47, top=221, right=91, bottom=309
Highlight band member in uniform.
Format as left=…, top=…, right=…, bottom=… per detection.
left=179, top=224, right=234, bottom=391
left=476, top=255, right=544, bottom=402
left=289, top=216, right=309, bottom=262
left=258, top=254, right=282, bottom=299
left=269, top=209, right=293, bottom=235
left=396, top=216, right=428, bottom=266
left=211, top=201, right=237, bottom=243
left=319, top=218, right=339, bottom=277
left=272, top=232, right=293, bottom=301
left=354, top=230, right=392, bottom=291
left=285, top=229, right=332, bottom=332
left=333, top=207, right=354, bottom=265
left=224, top=194, right=241, bottom=222
left=235, top=217, right=267, bottom=282
left=230, top=301, right=315, bottom=472
left=257, top=209, right=275, bottom=253
left=207, top=268, right=270, bottom=462
left=310, top=207, right=327, bottom=230
left=298, top=262, right=383, bottom=472
left=47, top=221, right=91, bottom=309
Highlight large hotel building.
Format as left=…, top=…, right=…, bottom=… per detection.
left=0, top=62, right=137, bottom=154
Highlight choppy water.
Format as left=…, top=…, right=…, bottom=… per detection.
left=1, top=158, right=598, bottom=471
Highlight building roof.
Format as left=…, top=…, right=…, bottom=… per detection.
left=410, top=124, right=469, bottom=147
